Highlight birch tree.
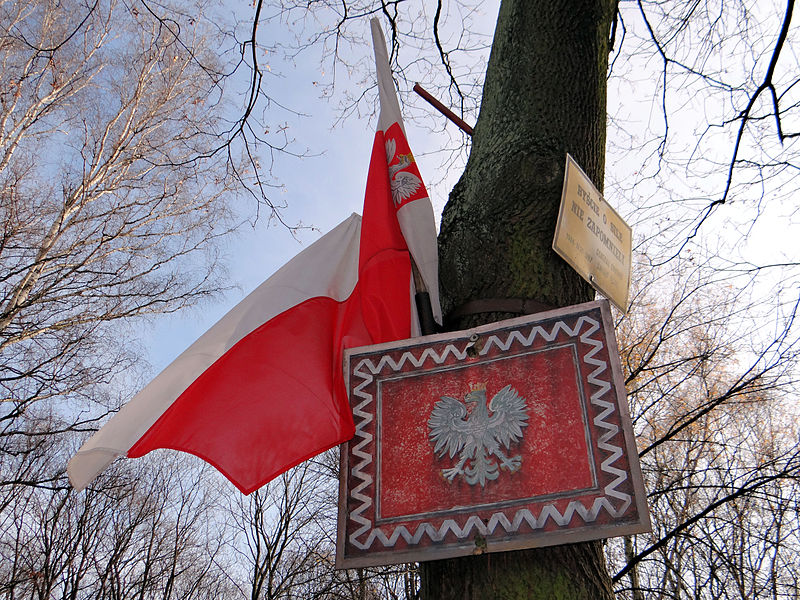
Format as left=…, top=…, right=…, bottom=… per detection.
left=0, top=0, right=266, bottom=491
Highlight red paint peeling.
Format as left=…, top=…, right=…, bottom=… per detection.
left=378, top=347, right=594, bottom=520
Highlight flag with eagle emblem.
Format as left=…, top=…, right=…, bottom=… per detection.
left=67, top=18, right=440, bottom=495
left=369, top=18, right=441, bottom=326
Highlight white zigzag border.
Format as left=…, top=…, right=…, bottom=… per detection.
left=347, top=314, right=631, bottom=551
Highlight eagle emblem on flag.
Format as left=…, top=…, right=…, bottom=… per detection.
left=428, top=383, right=529, bottom=487
left=385, top=136, right=422, bottom=206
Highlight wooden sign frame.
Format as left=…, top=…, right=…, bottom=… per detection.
left=336, top=300, right=649, bottom=568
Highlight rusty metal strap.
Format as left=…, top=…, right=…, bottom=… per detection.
left=448, top=298, right=555, bottom=322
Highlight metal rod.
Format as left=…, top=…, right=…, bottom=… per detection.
left=413, top=83, right=474, bottom=136
left=411, top=261, right=438, bottom=335
left=415, top=291, right=437, bottom=336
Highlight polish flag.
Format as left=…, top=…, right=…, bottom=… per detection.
left=67, top=18, right=440, bottom=495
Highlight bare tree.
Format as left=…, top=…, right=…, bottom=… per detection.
left=0, top=448, right=231, bottom=600
left=228, top=463, right=331, bottom=600
left=0, top=0, right=268, bottom=491
left=606, top=254, right=800, bottom=600
left=222, top=451, right=423, bottom=600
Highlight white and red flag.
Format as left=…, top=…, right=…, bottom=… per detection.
left=67, top=18, right=440, bottom=495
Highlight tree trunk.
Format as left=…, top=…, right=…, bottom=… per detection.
left=425, top=0, right=616, bottom=598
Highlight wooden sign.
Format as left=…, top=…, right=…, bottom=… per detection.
left=336, top=300, right=649, bottom=568
left=553, top=155, right=632, bottom=312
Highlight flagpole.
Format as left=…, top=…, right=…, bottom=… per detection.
left=411, top=262, right=438, bottom=335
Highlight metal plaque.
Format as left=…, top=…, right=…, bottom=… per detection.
left=336, top=300, right=649, bottom=568
left=553, top=155, right=632, bottom=312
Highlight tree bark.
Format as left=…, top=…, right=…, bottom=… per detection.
left=425, top=0, right=616, bottom=598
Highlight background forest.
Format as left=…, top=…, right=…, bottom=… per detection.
left=1, top=0, right=798, bottom=598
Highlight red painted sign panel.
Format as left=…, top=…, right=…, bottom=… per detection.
left=336, top=300, right=650, bottom=568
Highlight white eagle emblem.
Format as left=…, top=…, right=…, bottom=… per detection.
left=385, top=137, right=422, bottom=206
left=428, top=384, right=529, bottom=487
